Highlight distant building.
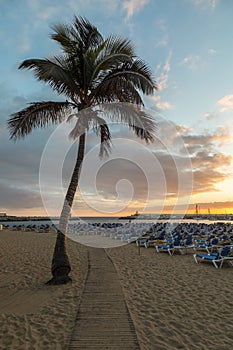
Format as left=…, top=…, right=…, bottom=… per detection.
left=0, top=213, right=7, bottom=217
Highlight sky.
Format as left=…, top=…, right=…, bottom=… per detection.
left=1, top=0, right=233, bottom=217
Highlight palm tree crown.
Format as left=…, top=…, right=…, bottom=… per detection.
left=8, top=16, right=156, bottom=142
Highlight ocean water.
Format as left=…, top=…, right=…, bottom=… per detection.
left=1, top=217, right=121, bottom=227
left=1, top=217, right=233, bottom=228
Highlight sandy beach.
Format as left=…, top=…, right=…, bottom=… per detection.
left=1, top=228, right=233, bottom=349
left=0, top=229, right=88, bottom=350
left=108, top=244, right=233, bottom=350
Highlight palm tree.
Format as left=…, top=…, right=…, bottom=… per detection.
left=8, top=16, right=157, bottom=285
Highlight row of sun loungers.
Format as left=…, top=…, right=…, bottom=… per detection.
left=5, top=224, right=52, bottom=233
left=68, top=222, right=152, bottom=243
left=4, top=220, right=233, bottom=267
left=136, top=222, right=233, bottom=268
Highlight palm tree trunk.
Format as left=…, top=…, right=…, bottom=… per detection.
left=46, top=132, right=86, bottom=285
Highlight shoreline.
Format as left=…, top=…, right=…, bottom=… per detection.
left=1, top=213, right=233, bottom=224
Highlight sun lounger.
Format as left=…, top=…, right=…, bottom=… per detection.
left=193, top=246, right=233, bottom=268
left=155, top=236, right=184, bottom=256
left=194, top=237, right=219, bottom=254
left=182, top=235, right=195, bottom=254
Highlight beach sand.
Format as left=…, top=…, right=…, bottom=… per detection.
left=108, top=244, right=233, bottom=350
left=0, top=229, right=88, bottom=350
left=1, top=229, right=233, bottom=349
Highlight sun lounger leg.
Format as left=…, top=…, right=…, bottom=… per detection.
left=168, top=249, right=172, bottom=256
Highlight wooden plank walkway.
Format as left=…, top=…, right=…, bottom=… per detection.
left=68, top=247, right=140, bottom=349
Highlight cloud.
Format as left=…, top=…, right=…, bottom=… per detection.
left=203, top=112, right=218, bottom=120
left=175, top=124, right=192, bottom=135
left=156, top=200, right=233, bottom=214
left=155, top=38, right=169, bottom=48
left=192, top=152, right=231, bottom=194
left=123, top=0, right=150, bottom=19
left=150, top=95, right=173, bottom=111
left=217, top=94, right=233, bottom=113
left=190, top=201, right=233, bottom=210
left=149, top=52, right=173, bottom=110
left=203, top=94, right=233, bottom=120
left=0, top=182, right=43, bottom=210
left=181, top=48, right=217, bottom=72
left=154, top=19, right=169, bottom=48
left=164, top=58, right=171, bottom=73
left=77, top=149, right=191, bottom=214
left=81, top=122, right=233, bottom=207
left=208, top=48, right=217, bottom=55
left=182, top=128, right=232, bottom=152
left=181, top=54, right=201, bottom=70
left=192, top=0, right=219, bottom=10
left=156, top=51, right=172, bottom=91
left=180, top=129, right=233, bottom=195
left=156, top=101, right=173, bottom=110
left=1, top=115, right=232, bottom=215
left=152, top=151, right=192, bottom=199
left=157, top=73, right=169, bottom=90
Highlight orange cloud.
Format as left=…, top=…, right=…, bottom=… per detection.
left=217, top=94, right=233, bottom=113
left=156, top=101, right=173, bottom=110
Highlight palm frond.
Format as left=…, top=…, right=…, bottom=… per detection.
left=90, top=59, right=156, bottom=105
left=50, top=23, right=76, bottom=55
left=91, top=55, right=133, bottom=86
left=51, top=16, right=103, bottom=54
left=102, top=34, right=135, bottom=58
left=100, top=103, right=157, bottom=143
left=72, top=16, right=103, bottom=50
left=98, top=123, right=112, bottom=158
left=19, top=58, right=80, bottom=99
left=92, top=77, right=144, bottom=105
left=125, top=59, right=157, bottom=94
left=90, top=115, right=112, bottom=157
left=69, top=113, right=89, bottom=140
left=8, top=101, right=72, bottom=140
left=91, top=35, right=134, bottom=80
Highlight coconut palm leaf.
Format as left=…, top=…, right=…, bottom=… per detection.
left=91, top=35, right=134, bottom=80
left=19, top=58, right=80, bottom=100
left=51, top=16, right=103, bottom=54
left=91, top=60, right=156, bottom=104
left=98, top=123, right=112, bottom=157
left=99, top=103, right=157, bottom=143
left=98, top=60, right=155, bottom=95
left=8, top=101, right=72, bottom=140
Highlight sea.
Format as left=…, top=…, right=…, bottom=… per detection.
left=0, top=217, right=120, bottom=227
left=1, top=217, right=233, bottom=228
